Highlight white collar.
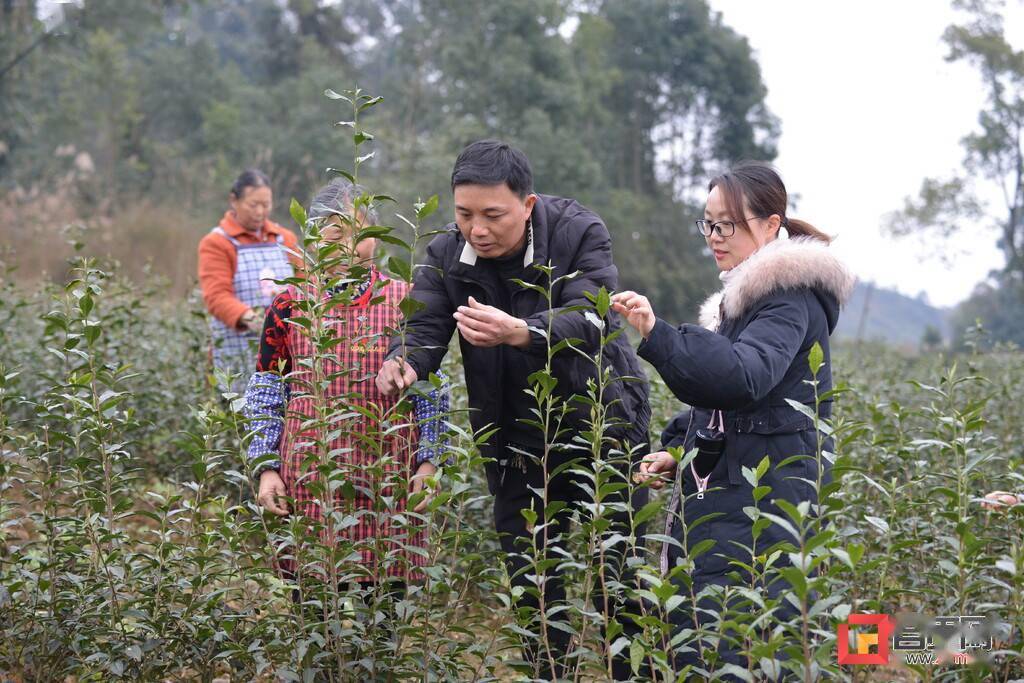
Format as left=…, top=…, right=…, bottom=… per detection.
left=458, top=219, right=535, bottom=267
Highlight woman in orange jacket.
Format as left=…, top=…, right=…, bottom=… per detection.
left=197, top=169, right=301, bottom=392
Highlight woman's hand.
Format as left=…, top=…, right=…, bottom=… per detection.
left=239, top=307, right=264, bottom=334
left=257, top=469, right=290, bottom=516
left=981, top=490, right=1020, bottom=510
left=410, top=460, right=439, bottom=513
left=633, top=451, right=677, bottom=490
left=376, top=357, right=419, bottom=396
left=611, top=291, right=656, bottom=339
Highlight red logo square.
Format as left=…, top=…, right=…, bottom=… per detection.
left=838, top=613, right=893, bottom=665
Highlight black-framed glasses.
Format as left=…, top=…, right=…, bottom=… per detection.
left=695, top=216, right=768, bottom=238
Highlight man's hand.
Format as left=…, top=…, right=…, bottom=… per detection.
left=633, top=451, right=677, bottom=490
left=453, top=296, right=530, bottom=348
left=376, top=357, right=418, bottom=396
left=409, top=460, right=439, bottom=513
left=257, top=469, right=290, bottom=516
left=611, top=291, right=656, bottom=339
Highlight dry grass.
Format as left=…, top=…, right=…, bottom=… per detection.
left=0, top=187, right=267, bottom=297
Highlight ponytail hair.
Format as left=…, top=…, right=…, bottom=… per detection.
left=784, top=217, right=831, bottom=244
left=710, top=161, right=831, bottom=244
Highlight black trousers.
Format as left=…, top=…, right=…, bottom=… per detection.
left=492, top=443, right=649, bottom=681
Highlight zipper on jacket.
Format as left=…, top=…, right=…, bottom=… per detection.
left=692, top=461, right=711, bottom=499
left=451, top=270, right=511, bottom=482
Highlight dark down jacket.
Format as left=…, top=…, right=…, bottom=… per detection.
left=637, top=236, right=855, bottom=586
left=387, top=194, right=650, bottom=492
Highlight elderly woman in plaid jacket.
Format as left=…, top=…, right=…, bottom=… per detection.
left=243, top=179, right=449, bottom=586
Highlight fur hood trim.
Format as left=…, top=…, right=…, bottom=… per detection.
left=697, top=236, right=855, bottom=331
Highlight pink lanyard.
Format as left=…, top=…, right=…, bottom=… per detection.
left=691, top=410, right=724, bottom=500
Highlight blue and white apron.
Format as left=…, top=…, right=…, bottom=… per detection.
left=208, top=226, right=294, bottom=393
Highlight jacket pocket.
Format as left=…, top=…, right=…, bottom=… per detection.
left=724, top=428, right=817, bottom=487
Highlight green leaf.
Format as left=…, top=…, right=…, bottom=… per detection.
left=759, top=512, right=801, bottom=542
left=388, top=256, right=412, bottom=282
left=398, top=296, right=426, bottom=318
left=741, top=465, right=759, bottom=488
left=752, top=485, right=772, bottom=503
left=633, top=500, right=662, bottom=527
left=289, top=198, right=307, bottom=228
left=356, top=225, right=395, bottom=240
left=755, top=455, right=770, bottom=480
left=79, top=293, right=93, bottom=317
left=358, top=95, right=383, bottom=111
left=752, top=517, right=772, bottom=539
left=718, top=664, right=755, bottom=682
left=830, top=547, right=855, bottom=570
left=594, top=286, right=611, bottom=317
left=376, top=234, right=412, bottom=249
left=808, top=340, right=824, bottom=375
left=416, top=194, right=440, bottom=220
left=689, top=538, right=716, bottom=558
left=784, top=398, right=817, bottom=421
left=864, top=515, right=890, bottom=534
left=544, top=500, right=567, bottom=519
left=324, top=88, right=348, bottom=101
left=630, top=637, right=644, bottom=673
left=326, top=168, right=356, bottom=184
left=775, top=498, right=805, bottom=525
left=847, top=542, right=865, bottom=566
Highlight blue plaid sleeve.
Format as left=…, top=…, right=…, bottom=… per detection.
left=244, top=371, right=287, bottom=477
left=411, top=371, right=451, bottom=465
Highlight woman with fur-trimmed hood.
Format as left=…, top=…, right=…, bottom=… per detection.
left=612, top=161, right=855, bottom=672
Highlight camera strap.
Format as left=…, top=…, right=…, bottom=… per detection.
left=691, top=410, right=725, bottom=499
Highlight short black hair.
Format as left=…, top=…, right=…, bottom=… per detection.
left=230, top=168, right=271, bottom=198
left=450, top=140, right=533, bottom=198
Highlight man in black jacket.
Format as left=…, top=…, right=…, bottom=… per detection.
left=377, top=140, right=649, bottom=677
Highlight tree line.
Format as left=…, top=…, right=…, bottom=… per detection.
left=0, top=0, right=777, bottom=322
left=7, top=0, right=1022, bottom=342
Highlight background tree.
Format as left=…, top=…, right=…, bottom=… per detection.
left=894, top=0, right=1024, bottom=343
left=0, top=0, right=778, bottom=321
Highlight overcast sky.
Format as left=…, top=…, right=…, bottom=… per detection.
left=710, top=0, right=1023, bottom=308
